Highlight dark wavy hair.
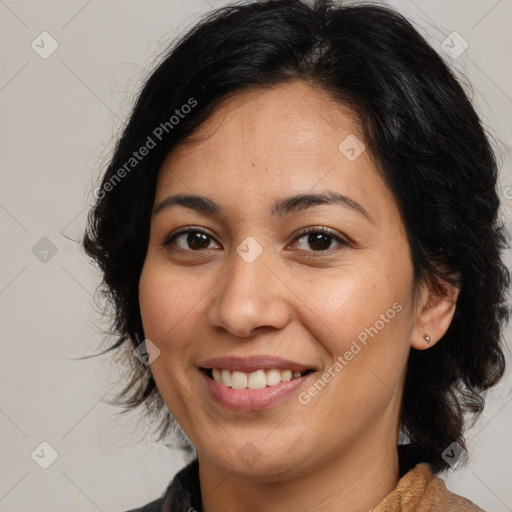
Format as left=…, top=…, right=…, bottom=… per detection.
left=82, top=0, right=510, bottom=473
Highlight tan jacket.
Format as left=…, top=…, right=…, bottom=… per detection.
left=125, top=459, right=485, bottom=511
left=371, top=463, right=484, bottom=511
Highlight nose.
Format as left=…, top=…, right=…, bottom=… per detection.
left=207, top=249, right=292, bottom=338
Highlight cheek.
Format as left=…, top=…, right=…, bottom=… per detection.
left=138, top=274, right=171, bottom=341
left=295, top=273, right=412, bottom=427
left=138, top=263, right=204, bottom=413
left=304, top=269, right=392, bottom=336
left=299, top=259, right=413, bottom=377
left=138, top=262, right=196, bottom=346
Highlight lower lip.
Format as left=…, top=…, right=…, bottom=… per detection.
left=201, top=370, right=313, bottom=411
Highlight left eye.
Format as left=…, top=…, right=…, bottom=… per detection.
left=292, top=229, right=347, bottom=252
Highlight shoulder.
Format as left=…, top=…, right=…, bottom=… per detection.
left=372, top=463, right=485, bottom=511
left=423, top=467, right=485, bottom=511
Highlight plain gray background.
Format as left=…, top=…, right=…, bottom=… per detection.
left=0, top=0, right=511, bottom=510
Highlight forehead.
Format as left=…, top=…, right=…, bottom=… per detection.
left=165, top=81, right=360, bottom=162
left=155, top=81, right=394, bottom=218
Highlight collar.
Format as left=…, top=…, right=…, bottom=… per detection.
left=155, top=457, right=483, bottom=512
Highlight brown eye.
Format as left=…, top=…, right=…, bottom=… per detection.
left=164, top=229, right=220, bottom=251
left=292, top=228, right=348, bottom=253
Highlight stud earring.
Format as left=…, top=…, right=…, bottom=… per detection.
left=423, top=333, right=431, bottom=343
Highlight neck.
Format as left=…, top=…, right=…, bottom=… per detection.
left=198, top=428, right=400, bottom=512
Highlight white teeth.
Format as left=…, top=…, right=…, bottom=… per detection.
left=231, top=371, right=248, bottom=389
left=247, top=369, right=267, bottom=389
left=210, top=368, right=308, bottom=388
left=221, top=369, right=232, bottom=387
left=266, top=369, right=282, bottom=386
left=281, top=370, right=292, bottom=382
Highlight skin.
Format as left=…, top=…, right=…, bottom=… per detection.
left=138, top=81, right=460, bottom=512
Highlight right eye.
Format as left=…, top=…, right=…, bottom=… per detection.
left=163, top=229, right=221, bottom=252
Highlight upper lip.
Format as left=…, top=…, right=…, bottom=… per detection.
left=199, top=355, right=317, bottom=373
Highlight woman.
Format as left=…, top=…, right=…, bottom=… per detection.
left=82, top=1, right=510, bottom=510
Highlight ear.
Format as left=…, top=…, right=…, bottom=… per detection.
left=411, top=270, right=461, bottom=350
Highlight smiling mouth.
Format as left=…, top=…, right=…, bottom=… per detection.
left=200, top=367, right=315, bottom=389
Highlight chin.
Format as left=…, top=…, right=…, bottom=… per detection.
left=199, top=438, right=316, bottom=481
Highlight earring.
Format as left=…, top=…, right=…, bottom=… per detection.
left=423, top=333, right=431, bottom=344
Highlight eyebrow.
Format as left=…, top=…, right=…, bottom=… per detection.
left=153, top=191, right=372, bottom=222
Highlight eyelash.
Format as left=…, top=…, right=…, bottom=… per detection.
left=162, top=226, right=349, bottom=256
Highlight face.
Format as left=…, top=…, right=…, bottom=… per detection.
left=139, top=81, right=422, bottom=480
